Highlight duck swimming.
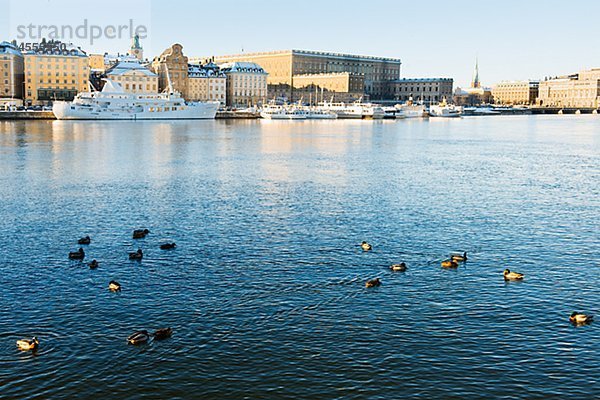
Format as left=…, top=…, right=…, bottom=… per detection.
left=361, top=241, right=372, bottom=251
left=88, top=259, right=99, bottom=269
left=69, top=248, right=85, bottom=260
left=570, top=312, right=593, bottom=325
left=78, top=236, right=91, bottom=245
left=160, top=242, right=176, bottom=250
left=451, top=252, right=468, bottom=262
left=127, top=330, right=150, bottom=345
left=365, top=278, right=381, bottom=288
left=503, top=269, right=524, bottom=281
left=390, top=262, right=407, bottom=272
left=153, top=328, right=173, bottom=340
left=133, top=229, right=150, bottom=239
left=129, top=249, right=143, bottom=260
left=16, top=337, right=39, bottom=351
left=441, top=259, right=458, bottom=268
left=108, top=280, right=121, bottom=291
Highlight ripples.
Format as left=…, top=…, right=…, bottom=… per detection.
left=0, top=118, right=599, bottom=398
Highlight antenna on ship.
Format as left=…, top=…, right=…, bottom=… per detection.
left=164, top=64, right=175, bottom=95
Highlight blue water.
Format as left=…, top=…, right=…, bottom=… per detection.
left=0, top=116, right=598, bottom=399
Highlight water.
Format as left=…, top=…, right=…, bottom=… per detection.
left=0, top=116, right=598, bottom=399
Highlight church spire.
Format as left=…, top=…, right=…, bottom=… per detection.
left=471, top=57, right=480, bottom=88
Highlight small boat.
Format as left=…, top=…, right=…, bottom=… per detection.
left=429, top=98, right=462, bottom=118
left=109, top=280, right=121, bottom=291
left=441, top=259, right=458, bottom=268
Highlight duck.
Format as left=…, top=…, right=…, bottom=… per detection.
left=570, top=312, right=594, bottom=325
left=153, top=327, right=173, bottom=340
left=365, top=278, right=381, bottom=288
left=78, top=236, right=91, bottom=245
left=389, top=262, right=407, bottom=272
left=160, top=242, right=176, bottom=250
left=133, top=229, right=150, bottom=239
left=69, top=248, right=85, bottom=260
left=361, top=241, right=372, bottom=251
left=451, top=252, right=468, bottom=262
left=16, top=337, right=39, bottom=351
left=88, top=259, right=99, bottom=269
left=503, top=269, right=524, bottom=281
left=127, top=330, right=150, bottom=345
left=108, top=280, right=121, bottom=291
left=441, top=259, right=458, bottom=268
left=128, top=249, right=143, bottom=260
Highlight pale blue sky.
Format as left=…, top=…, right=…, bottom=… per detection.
left=3, top=0, right=599, bottom=87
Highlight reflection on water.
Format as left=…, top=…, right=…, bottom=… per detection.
left=0, top=116, right=599, bottom=399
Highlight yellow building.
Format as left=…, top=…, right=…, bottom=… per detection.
left=203, top=50, right=401, bottom=101
left=88, top=54, right=105, bottom=71
left=492, top=81, right=539, bottom=105
left=24, top=42, right=89, bottom=105
left=152, top=44, right=188, bottom=98
left=0, top=41, right=24, bottom=106
left=292, top=72, right=365, bottom=103
left=188, top=62, right=226, bottom=104
left=105, top=58, right=158, bottom=94
left=537, top=73, right=600, bottom=108
left=219, top=62, right=267, bottom=107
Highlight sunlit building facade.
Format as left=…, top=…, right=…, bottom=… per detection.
left=0, top=41, right=24, bottom=107
left=219, top=62, right=267, bottom=107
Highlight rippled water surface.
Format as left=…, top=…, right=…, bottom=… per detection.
left=0, top=116, right=598, bottom=399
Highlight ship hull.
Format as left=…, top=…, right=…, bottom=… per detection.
left=53, top=101, right=219, bottom=120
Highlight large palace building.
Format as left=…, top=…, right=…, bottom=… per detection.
left=202, top=50, right=402, bottom=102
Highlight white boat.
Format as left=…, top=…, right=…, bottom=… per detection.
left=428, top=98, right=462, bottom=118
left=317, top=101, right=384, bottom=119
left=304, top=108, right=337, bottom=119
left=463, top=106, right=501, bottom=116
left=53, top=79, right=219, bottom=120
left=317, top=102, right=363, bottom=119
left=394, top=100, right=427, bottom=119
left=260, top=104, right=306, bottom=120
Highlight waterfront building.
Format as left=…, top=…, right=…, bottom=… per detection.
left=492, top=81, right=539, bottom=105
left=387, top=78, right=453, bottom=105
left=187, top=62, right=226, bottom=104
left=292, top=72, right=365, bottom=103
left=23, top=40, right=88, bottom=105
left=218, top=62, right=267, bottom=107
left=0, top=41, right=24, bottom=107
left=537, top=71, right=600, bottom=108
left=152, top=44, right=189, bottom=98
left=105, top=57, right=158, bottom=94
left=203, top=50, right=401, bottom=101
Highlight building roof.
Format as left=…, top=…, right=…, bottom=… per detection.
left=0, top=41, right=22, bottom=56
left=394, top=78, right=453, bottom=82
left=219, top=62, right=267, bottom=74
left=213, top=49, right=401, bottom=64
left=105, top=58, right=157, bottom=76
left=188, top=63, right=225, bottom=78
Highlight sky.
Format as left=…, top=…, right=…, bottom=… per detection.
left=2, top=0, right=600, bottom=87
